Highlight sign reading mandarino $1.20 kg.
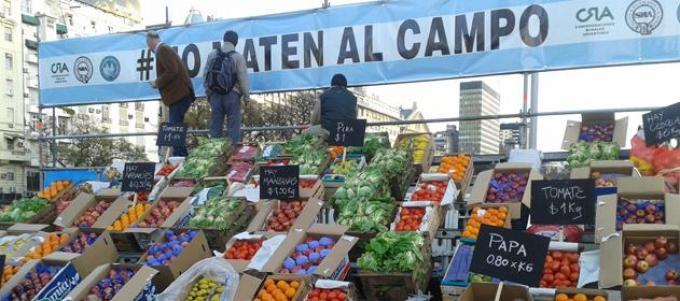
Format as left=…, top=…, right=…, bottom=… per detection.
left=470, top=225, right=550, bottom=287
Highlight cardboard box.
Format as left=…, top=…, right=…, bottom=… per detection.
left=621, top=286, right=680, bottom=301
left=158, top=185, right=194, bottom=201
left=95, top=188, right=121, bottom=200
left=305, top=279, right=361, bottom=301
left=595, top=177, right=680, bottom=242
left=555, top=288, right=608, bottom=301
left=246, top=198, right=324, bottom=233
left=407, top=173, right=459, bottom=206
left=262, top=274, right=312, bottom=301
left=234, top=273, right=264, bottom=301
left=457, top=282, right=533, bottom=301
left=571, top=160, right=639, bottom=182
left=139, top=230, right=212, bottom=290
left=181, top=198, right=254, bottom=252
left=469, top=163, right=543, bottom=210
left=390, top=202, right=441, bottom=240
left=0, top=230, right=51, bottom=261
left=51, top=229, right=119, bottom=275
left=65, top=264, right=159, bottom=301
left=263, top=224, right=358, bottom=279
left=0, top=258, right=82, bottom=301
left=54, top=194, right=130, bottom=229
left=223, top=232, right=280, bottom=268
left=599, top=224, right=680, bottom=288
left=562, top=112, right=628, bottom=149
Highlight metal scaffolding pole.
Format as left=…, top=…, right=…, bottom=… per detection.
left=522, top=73, right=529, bottom=149
left=529, top=73, right=539, bottom=149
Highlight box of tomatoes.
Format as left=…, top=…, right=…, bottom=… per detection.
left=407, top=173, right=458, bottom=206
left=390, top=202, right=440, bottom=240
left=304, top=279, right=359, bottom=301
left=540, top=242, right=582, bottom=289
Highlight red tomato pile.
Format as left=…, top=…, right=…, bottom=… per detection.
left=395, top=207, right=425, bottom=231
left=306, top=288, right=348, bottom=301
left=300, top=179, right=316, bottom=189
left=265, top=201, right=306, bottom=232
left=156, top=164, right=175, bottom=177
left=540, top=250, right=581, bottom=288
left=224, top=239, right=263, bottom=260
left=411, top=181, right=447, bottom=203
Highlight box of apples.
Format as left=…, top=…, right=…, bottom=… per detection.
left=594, top=177, right=680, bottom=243
left=600, top=224, right=680, bottom=289
left=247, top=199, right=324, bottom=233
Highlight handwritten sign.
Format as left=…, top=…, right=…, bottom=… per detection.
left=260, top=165, right=299, bottom=200
left=329, top=119, right=367, bottom=147
left=531, top=179, right=596, bottom=225
left=470, top=225, right=550, bottom=287
left=122, top=162, right=156, bottom=192
left=156, top=123, right=187, bottom=147
left=0, top=255, right=4, bottom=281
left=643, top=102, right=680, bottom=146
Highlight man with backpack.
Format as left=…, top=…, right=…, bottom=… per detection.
left=203, top=30, right=250, bottom=143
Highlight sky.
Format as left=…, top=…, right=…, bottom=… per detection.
left=140, top=0, right=680, bottom=152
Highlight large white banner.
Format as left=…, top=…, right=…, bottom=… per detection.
left=39, top=0, right=680, bottom=107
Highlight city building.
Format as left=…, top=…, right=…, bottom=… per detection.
left=15, top=0, right=145, bottom=195
left=458, top=81, right=501, bottom=155
left=0, top=0, right=28, bottom=200
left=499, top=122, right=524, bottom=154
left=433, top=124, right=459, bottom=156
left=399, top=102, right=430, bottom=135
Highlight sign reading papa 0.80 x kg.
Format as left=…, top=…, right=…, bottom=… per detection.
left=470, top=225, right=550, bottom=287
left=260, top=165, right=300, bottom=200
left=122, top=162, right=156, bottom=193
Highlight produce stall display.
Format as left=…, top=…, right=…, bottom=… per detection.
left=0, top=197, right=50, bottom=224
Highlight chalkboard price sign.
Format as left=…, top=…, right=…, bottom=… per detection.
left=470, top=225, right=550, bottom=287
left=0, top=255, right=5, bottom=281
left=531, top=179, right=596, bottom=225
left=122, top=162, right=156, bottom=192
left=643, top=102, right=680, bottom=146
left=330, top=119, right=367, bottom=147
left=156, top=123, right=188, bottom=147
left=260, top=165, right=300, bottom=200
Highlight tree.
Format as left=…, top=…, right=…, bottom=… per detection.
left=58, top=114, right=147, bottom=167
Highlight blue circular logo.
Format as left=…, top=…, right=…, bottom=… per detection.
left=99, top=56, right=120, bottom=82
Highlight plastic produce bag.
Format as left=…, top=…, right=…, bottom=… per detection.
left=630, top=129, right=680, bottom=193
left=157, top=257, right=239, bottom=301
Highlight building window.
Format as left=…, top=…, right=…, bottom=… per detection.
left=5, top=53, right=12, bottom=70
left=6, top=172, right=14, bottom=181
left=135, top=102, right=144, bottom=111
left=4, top=27, right=11, bottom=42
left=21, top=0, right=30, bottom=14
left=6, top=107, right=14, bottom=124
left=3, top=1, right=10, bottom=17
left=5, top=78, right=12, bottom=96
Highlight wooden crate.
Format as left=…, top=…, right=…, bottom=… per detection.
left=395, top=133, right=435, bottom=176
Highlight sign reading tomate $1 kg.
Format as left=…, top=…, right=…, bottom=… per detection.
left=470, top=225, right=550, bottom=287
left=531, top=179, right=596, bottom=225
left=260, top=165, right=300, bottom=200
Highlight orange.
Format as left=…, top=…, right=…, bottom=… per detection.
left=499, top=206, right=508, bottom=213
left=266, top=284, right=276, bottom=294
left=574, top=294, right=587, bottom=301
left=285, top=287, right=296, bottom=298
left=593, top=296, right=607, bottom=301
left=264, top=279, right=275, bottom=287
left=289, top=281, right=300, bottom=289
left=556, top=294, right=569, bottom=301
left=258, top=290, right=266, bottom=298
left=277, top=280, right=289, bottom=290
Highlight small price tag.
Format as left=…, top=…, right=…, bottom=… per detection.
left=329, top=119, right=367, bottom=147
left=643, top=102, right=680, bottom=146
left=156, top=123, right=187, bottom=147
left=470, top=225, right=550, bottom=287
left=260, top=165, right=299, bottom=200
left=122, top=162, right=155, bottom=192
left=531, top=179, right=596, bottom=225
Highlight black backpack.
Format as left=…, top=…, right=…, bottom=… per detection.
left=206, top=50, right=237, bottom=95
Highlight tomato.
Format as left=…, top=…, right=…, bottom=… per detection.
left=560, top=265, right=571, bottom=276
left=543, top=273, right=554, bottom=283
left=328, top=291, right=338, bottom=299
left=555, top=272, right=566, bottom=281
left=552, top=251, right=563, bottom=260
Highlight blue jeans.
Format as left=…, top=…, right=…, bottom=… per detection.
left=168, top=97, right=192, bottom=156
left=209, top=91, right=241, bottom=143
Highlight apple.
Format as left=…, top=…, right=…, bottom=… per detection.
left=637, top=248, right=649, bottom=260
left=645, top=254, right=658, bottom=267
left=645, top=214, right=656, bottom=223
left=668, top=242, right=679, bottom=254
left=626, top=243, right=639, bottom=255
left=644, top=241, right=656, bottom=253
left=667, top=279, right=678, bottom=286
left=654, top=212, right=665, bottom=221
left=645, top=204, right=657, bottom=214
left=636, top=209, right=646, bottom=217
left=624, top=279, right=638, bottom=287
left=665, top=270, right=679, bottom=281
left=623, top=268, right=638, bottom=280
left=655, top=237, right=668, bottom=249
left=656, top=247, right=669, bottom=260
left=624, top=255, right=638, bottom=268
left=636, top=260, right=650, bottom=273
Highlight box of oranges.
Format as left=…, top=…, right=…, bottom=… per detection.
left=438, top=154, right=473, bottom=192
left=255, top=274, right=311, bottom=301
left=555, top=288, right=608, bottom=301
left=461, top=204, right=511, bottom=240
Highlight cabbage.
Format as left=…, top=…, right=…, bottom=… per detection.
left=358, top=231, right=426, bottom=273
